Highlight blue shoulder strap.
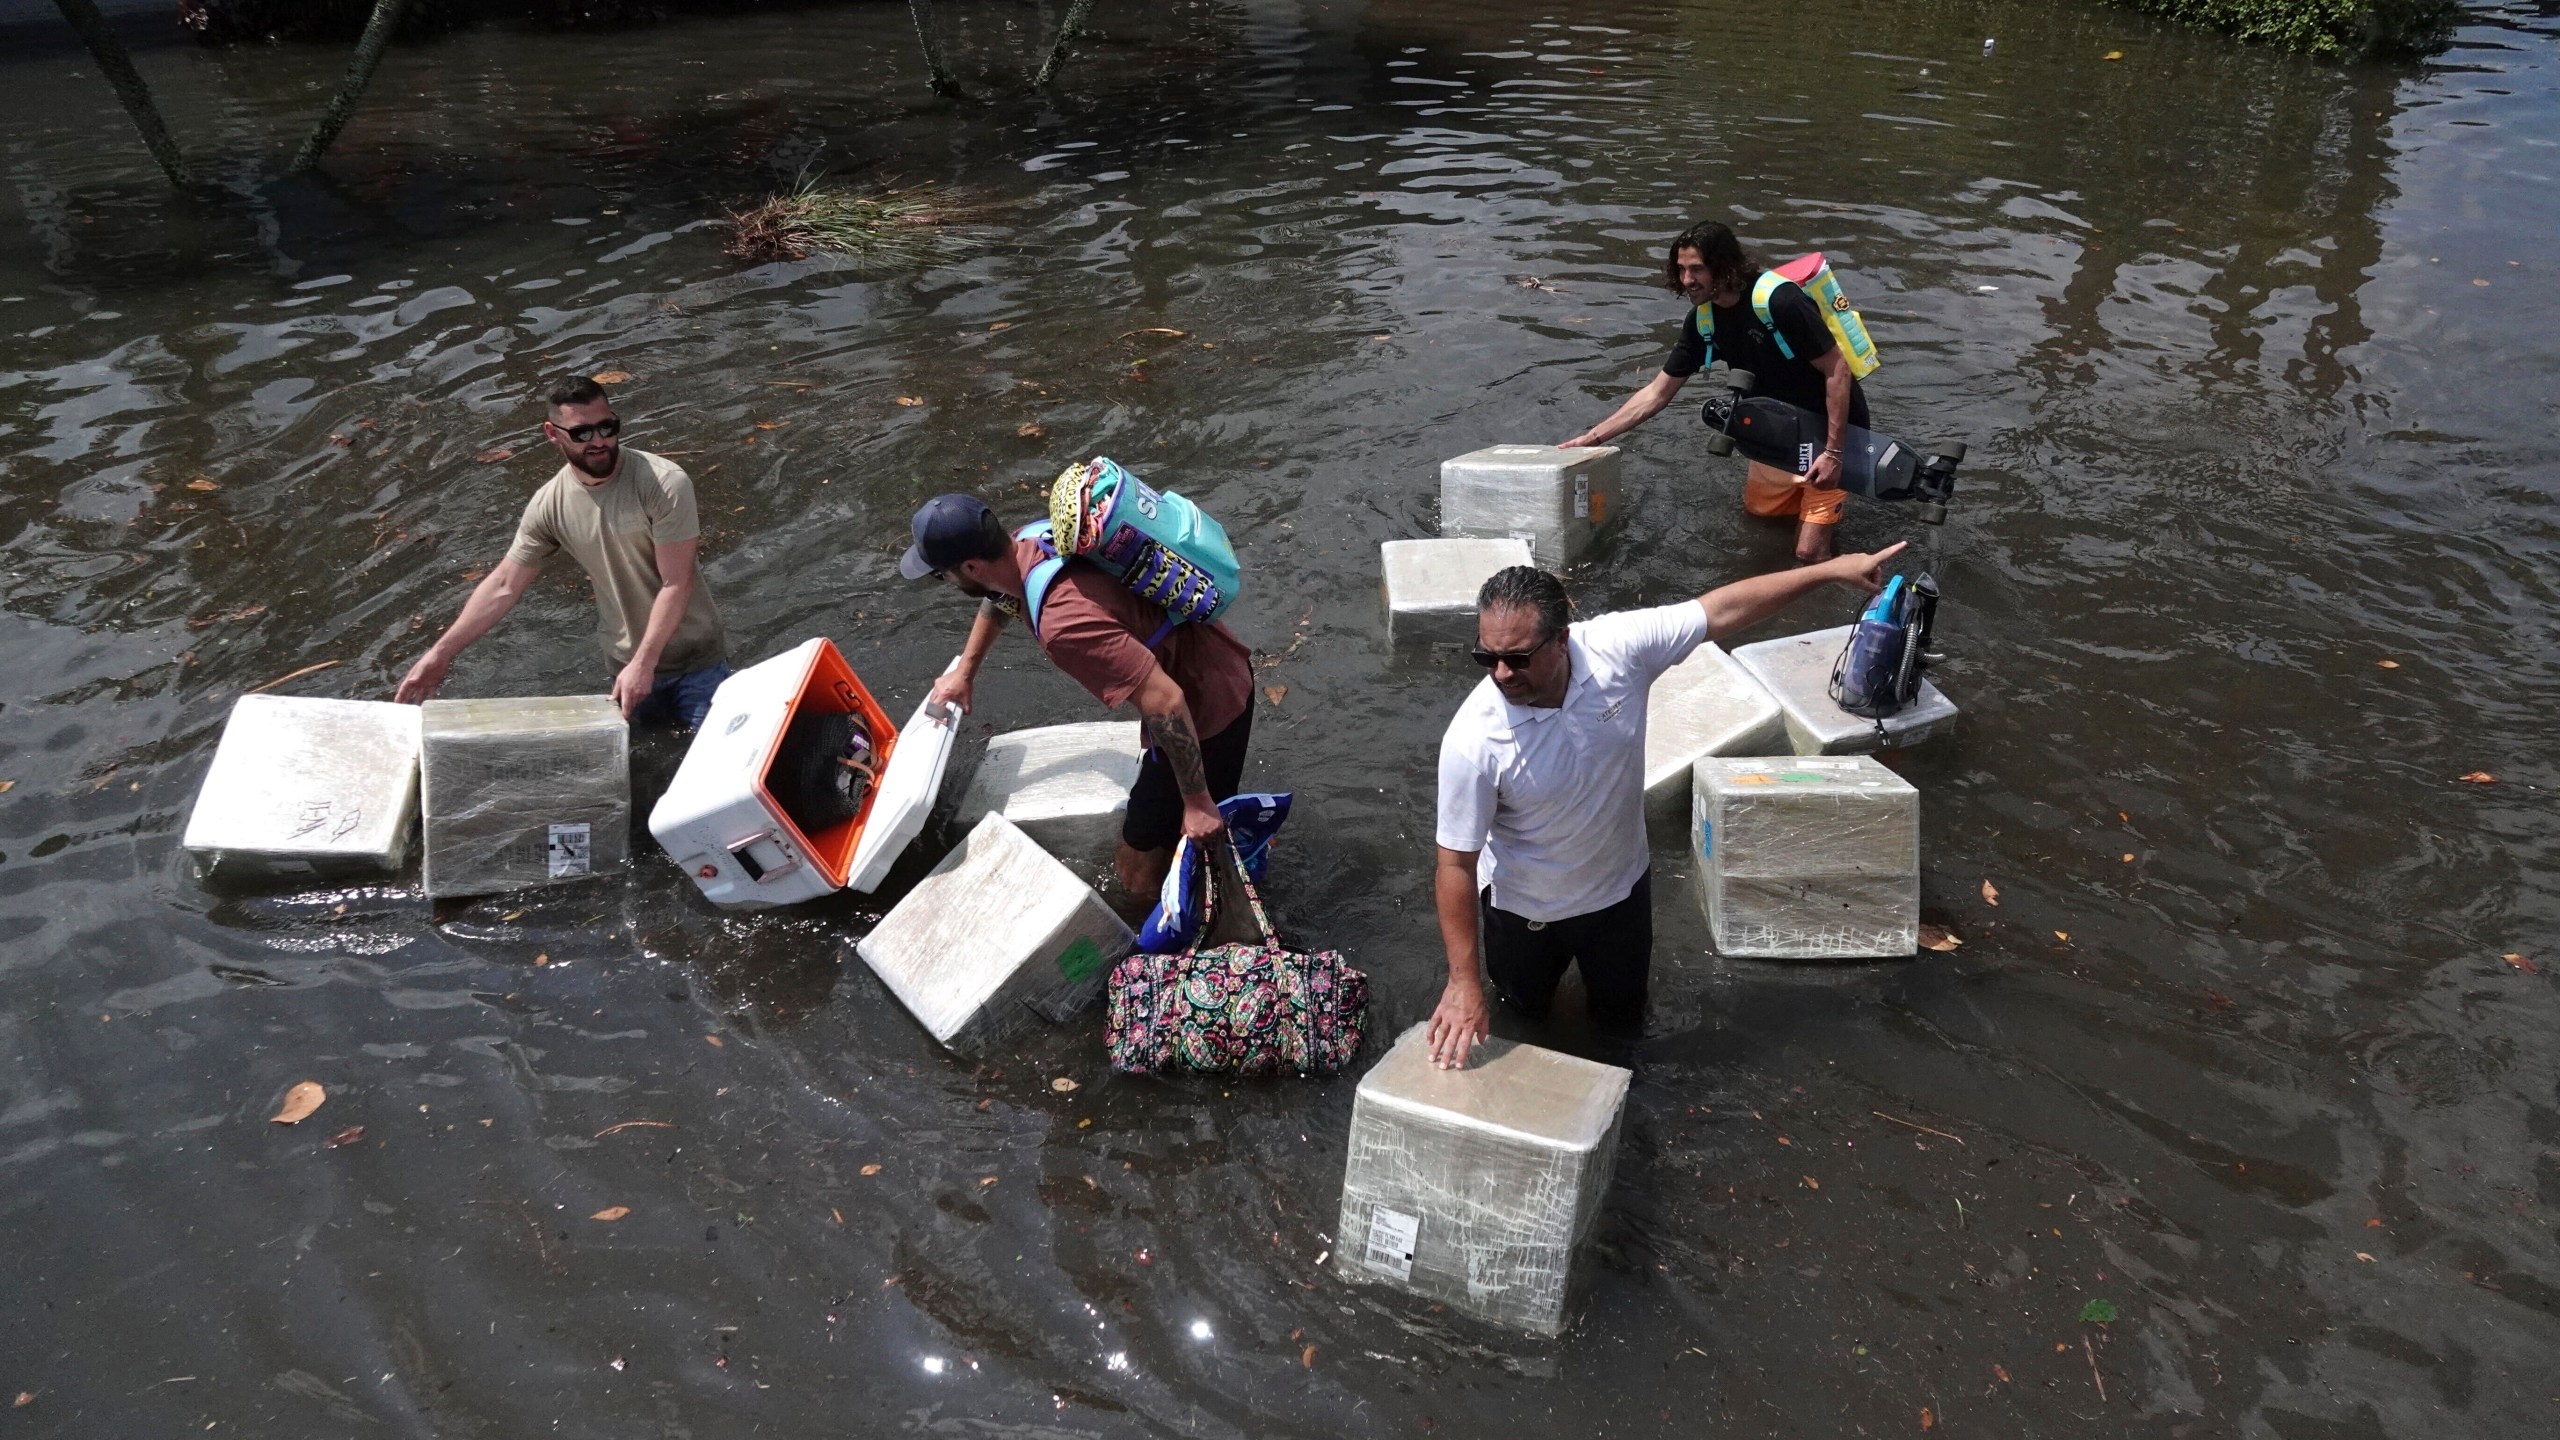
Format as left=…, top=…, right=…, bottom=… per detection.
left=1016, top=522, right=1064, bottom=634
left=1750, top=272, right=1796, bottom=361
left=1017, top=520, right=1176, bottom=649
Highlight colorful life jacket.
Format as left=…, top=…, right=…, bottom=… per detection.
left=1018, top=456, right=1243, bottom=647
left=1691, top=252, right=1881, bottom=380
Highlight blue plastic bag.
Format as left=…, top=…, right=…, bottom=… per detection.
left=1135, top=792, right=1292, bottom=953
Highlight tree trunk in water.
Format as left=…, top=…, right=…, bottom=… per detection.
left=1035, top=0, right=1098, bottom=88
left=289, top=0, right=416, bottom=173
left=52, top=0, right=189, bottom=186
left=908, top=0, right=959, bottom=97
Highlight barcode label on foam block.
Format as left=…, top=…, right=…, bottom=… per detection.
left=1364, top=1207, right=1419, bottom=1279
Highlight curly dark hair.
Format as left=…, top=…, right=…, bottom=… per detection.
left=1662, top=220, right=1758, bottom=294
left=1476, top=565, right=1572, bottom=641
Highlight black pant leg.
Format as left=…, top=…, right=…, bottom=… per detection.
left=1479, top=887, right=1571, bottom=1018
left=1567, top=870, right=1654, bottom=1029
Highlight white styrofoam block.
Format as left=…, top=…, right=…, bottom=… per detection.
left=1691, top=755, right=1917, bottom=959
left=1730, top=625, right=1958, bottom=755
left=420, top=696, right=629, bottom=899
left=855, top=813, right=1133, bottom=1057
left=1334, top=1024, right=1630, bottom=1336
left=949, top=722, right=1143, bottom=877
left=183, top=695, right=421, bottom=880
left=1439, top=445, right=1622, bottom=567
left=1382, top=537, right=1535, bottom=645
left=1642, top=641, right=1787, bottom=818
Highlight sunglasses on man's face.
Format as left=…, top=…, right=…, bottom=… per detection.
left=551, top=416, right=621, bottom=444
left=1470, top=631, right=1557, bottom=670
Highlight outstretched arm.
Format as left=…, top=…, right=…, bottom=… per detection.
left=1559, top=370, right=1689, bottom=449
left=395, top=558, right=539, bottom=703
left=1696, top=541, right=1906, bottom=637
left=926, top=598, right=1009, bottom=719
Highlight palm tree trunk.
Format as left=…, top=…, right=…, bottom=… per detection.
left=908, top=0, right=960, bottom=97
left=52, top=0, right=188, bottom=186
left=289, top=0, right=416, bottom=173
left=1035, top=0, right=1099, bottom=87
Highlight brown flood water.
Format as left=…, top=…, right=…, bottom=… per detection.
left=2, top=1, right=2556, bottom=1434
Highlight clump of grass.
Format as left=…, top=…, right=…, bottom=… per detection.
left=724, top=176, right=983, bottom=266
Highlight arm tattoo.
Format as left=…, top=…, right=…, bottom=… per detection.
left=1146, top=705, right=1212, bottom=797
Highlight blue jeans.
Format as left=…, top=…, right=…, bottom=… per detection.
left=630, top=659, right=731, bottom=731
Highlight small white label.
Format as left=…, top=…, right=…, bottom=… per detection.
left=1363, top=1207, right=1420, bottom=1279
left=1878, top=441, right=1902, bottom=469
left=547, top=823, right=593, bottom=878
left=1572, top=475, right=1590, bottom=518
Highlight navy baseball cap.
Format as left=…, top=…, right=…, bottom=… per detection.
left=899, top=494, right=1004, bottom=580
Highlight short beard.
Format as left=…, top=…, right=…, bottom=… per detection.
left=570, top=444, right=619, bottom=479
left=950, top=575, right=994, bottom=601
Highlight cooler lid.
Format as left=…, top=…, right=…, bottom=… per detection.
left=844, top=692, right=962, bottom=893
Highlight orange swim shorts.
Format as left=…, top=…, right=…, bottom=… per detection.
left=1742, top=460, right=1845, bottom=527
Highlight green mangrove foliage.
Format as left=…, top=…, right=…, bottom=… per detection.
left=2109, top=0, right=2459, bottom=58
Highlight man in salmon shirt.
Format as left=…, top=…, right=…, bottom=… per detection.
left=905, top=493, right=1251, bottom=896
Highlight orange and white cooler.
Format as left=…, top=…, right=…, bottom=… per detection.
left=649, top=638, right=958, bottom=908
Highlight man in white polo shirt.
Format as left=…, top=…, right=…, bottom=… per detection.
left=1427, top=546, right=1904, bottom=1067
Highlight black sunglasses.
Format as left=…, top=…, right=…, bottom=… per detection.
left=551, top=416, right=621, bottom=444
left=1470, top=631, right=1558, bottom=670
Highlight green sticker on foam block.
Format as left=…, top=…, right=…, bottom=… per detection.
left=1055, top=936, right=1105, bottom=983
left=1778, top=771, right=1827, bottom=783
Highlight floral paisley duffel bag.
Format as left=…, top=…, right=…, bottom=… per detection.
left=1104, top=845, right=1367, bottom=1078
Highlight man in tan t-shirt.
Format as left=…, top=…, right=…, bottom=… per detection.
left=395, top=376, right=730, bottom=727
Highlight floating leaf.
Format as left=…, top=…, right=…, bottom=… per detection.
left=186, top=476, right=221, bottom=492
left=1920, top=1408, right=1934, bottom=1431
left=894, top=396, right=925, bottom=407
left=12, top=1393, right=29, bottom=1409
left=1301, top=1344, right=1317, bottom=1368
left=0, top=780, right=13, bottom=795
left=2122, top=853, right=2135, bottom=863
left=590, top=1206, right=630, bottom=1221
left=1981, top=879, right=2000, bottom=906
left=1120, top=327, right=1187, bottom=339
left=1017, top=421, right=1047, bottom=439
left=987, top=321, right=1014, bottom=332
left=1263, top=684, right=1288, bottom=707
left=2502, top=953, right=2537, bottom=974
left=2054, top=930, right=2071, bottom=942
left=2078, top=1298, right=2119, bottom=1324
left=861, top=1163, right=883, bottom=1176
left=324, top=1125, right=366, bottom=1149
left=328, top=434, right=353, bottom=447
left=591, top=369, right=632, bottom=385
left=705, top=1034, right=724, bottom=1048
left=1050, top=1077, right=1079, bottom=1093
left=1917, top=924, right=1962, bottom=952
left=2458, top=772, right=2496, bottom=784
left=2375, top=659, right=2400, bottom=669
left=979, top=1175, right=998, bottom=1187
left=1802, top=1175, right=1820, bottom=1190
left=2355, top=1251, right=2376, bottom=1262
left=269, top=1080, right=327, bottom=1125
left=2103, top=50, right=2124, bottom=60
left=475, top=448, right=515, bottom=464
left=1993, top=1364, right=2010, bottom=1383
left=754, top=421, right=780, bottom=431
